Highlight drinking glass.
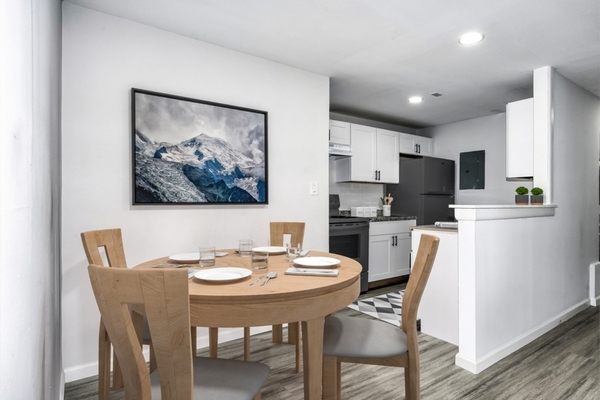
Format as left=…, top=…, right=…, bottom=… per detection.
left=286, top=242, right=302, bottom=262
left=199, top=246, right=216, bottom=267
left=239, top=239, right=253, bottom=258
left=251, top=250, right=268, bottom=271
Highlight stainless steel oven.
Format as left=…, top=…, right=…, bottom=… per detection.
left=329, top=195, right=369, bottom=293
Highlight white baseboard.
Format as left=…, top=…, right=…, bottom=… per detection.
left=590, top=262, right=600, bottom=306
left=59, top=370, right=65, bottom=400
left=455, top=300, right=589, bottom=374
left=64, top=325, right=273, bottom=383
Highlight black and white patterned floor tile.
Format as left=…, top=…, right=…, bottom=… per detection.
left=347, top=290, right=404, bottom=327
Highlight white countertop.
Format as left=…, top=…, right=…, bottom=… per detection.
left=450, top=204, right=556, bottom=221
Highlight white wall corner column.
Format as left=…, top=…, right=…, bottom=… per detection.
left=452, top=204, right=562, bottom=374
left=533, top=66, right=553, bottom=203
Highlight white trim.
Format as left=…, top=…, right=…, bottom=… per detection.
left=64, top=326, right=273, bottom=382
left=455, top=300, right=589, bottom=374
left=59, top=370, right=65, bottom=400
left=590, top=262, right=600, bottom=307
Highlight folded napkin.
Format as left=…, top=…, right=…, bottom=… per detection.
left=285, top=266, right=339, bottom=277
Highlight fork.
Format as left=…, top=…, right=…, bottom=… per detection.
left=250, top=276, right=265, bottom=286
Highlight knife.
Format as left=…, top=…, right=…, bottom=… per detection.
left=290, top=267, right=337, bottom=274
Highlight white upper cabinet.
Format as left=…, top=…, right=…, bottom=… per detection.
left=506, top=98, right=533, bottom=179
left=329, top=120, right=351, bottom=145
left=399, top=133, right=432, bottom=156
left=376, top=129, right=400, bottom=183
left=334, top=124, right=399, bottom=183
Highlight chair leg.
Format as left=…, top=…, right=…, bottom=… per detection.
left=209, top=327, right=219, bottom=358
left=289, top=322, right=301, bottom=373
left=272, top=324, right=283, bottom=343
left=288, top=322, right=299, bottom=344
left=322, top=356, right=341, bottom=400
left=404, top=364, right=420, bottom=400
left=98, top=323, right=111, bottom=400
left=244, top=327, right=251, bottom=361
left=112, top=349, right=123, bottom=389
left=190, top=326, right=197, bottom=357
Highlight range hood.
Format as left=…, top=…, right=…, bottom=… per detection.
left=329, top=143, right=352, bottom=158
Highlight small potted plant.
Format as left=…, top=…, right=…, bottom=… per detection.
left=530, top=187, right=544, bottom=205
left=515, top=186, right=529, bottom=205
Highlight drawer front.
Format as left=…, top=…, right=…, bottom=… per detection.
left=369, top=220, right=416, bottom=236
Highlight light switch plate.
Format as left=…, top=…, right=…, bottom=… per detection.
left=310, top=181, right=318, bottom=195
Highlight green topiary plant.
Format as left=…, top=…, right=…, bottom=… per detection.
left=530, top=187, right=544, bottom=205
left=531, top=187, right=543, bottom=196
left=515, top=186, right=529, bottom=195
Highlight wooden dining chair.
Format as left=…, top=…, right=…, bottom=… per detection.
left=88, top=264, right=270, bottom=400
left=321, top=234, right=440, bottom=400
left=267, top=222, right=305, bottom=370
left=80, top=228, right=140, bottom=399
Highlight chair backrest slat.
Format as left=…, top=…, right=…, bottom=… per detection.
left=270, top=222, right=305, bottom=246
left=88, top=264, right=193, bottom=400
left=81, top=229, right=128, bottom=268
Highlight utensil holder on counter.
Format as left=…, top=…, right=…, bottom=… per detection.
left=382, top=205, right=391, bottom=216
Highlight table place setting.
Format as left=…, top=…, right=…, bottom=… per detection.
left=193, top=267, right=252, bottom=282
left=251, top=245, right=287, bottom=254
left=285, top=266, right=339, bottom=277
left=293, top=256, right=341, bottom=268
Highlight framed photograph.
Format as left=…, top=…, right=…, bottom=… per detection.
left=132, top=88, right=268, bottom=205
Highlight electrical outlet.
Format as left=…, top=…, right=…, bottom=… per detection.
left=310, top=181, right=318, bottom=195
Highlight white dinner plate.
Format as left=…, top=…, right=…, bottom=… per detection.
left=215, top=252, right=228, bottom=257
left=194, top=267, right=252, bottom=282
left=168, top=252, right=199, bottom=263
left=252, top=246, right=287, bottom=254
left=293, top=256, right=341, bottom=268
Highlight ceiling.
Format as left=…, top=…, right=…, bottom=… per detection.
left=65, top=0, right=600, bottom=129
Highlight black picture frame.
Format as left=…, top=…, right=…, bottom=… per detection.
left=131, top=88, right=268, bottom=205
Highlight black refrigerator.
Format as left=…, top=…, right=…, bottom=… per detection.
left=386, top=156, right=455, bottom=225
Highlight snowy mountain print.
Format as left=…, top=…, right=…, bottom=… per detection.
left=133, top=90, right=267, bottom=204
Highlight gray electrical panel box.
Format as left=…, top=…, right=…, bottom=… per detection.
left=460, top=150, right=485, bottom=190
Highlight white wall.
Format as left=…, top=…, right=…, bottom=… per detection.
left=61, top=3, right=330, bottom=381
left=421, top=113, right=518, bottom=205
left=0, top=0, right=62, bottom=398
left=453, top=71, right=599, bottom=372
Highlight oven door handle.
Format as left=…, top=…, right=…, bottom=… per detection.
left=329, top=224, right=369, bottom=232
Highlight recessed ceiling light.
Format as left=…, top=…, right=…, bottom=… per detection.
left=409, top=96, right=423, bottom=104
left=459, top=32, right=484, bottom=45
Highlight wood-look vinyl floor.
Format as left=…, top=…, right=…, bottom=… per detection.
left=64, top=284, right=600, bottom=399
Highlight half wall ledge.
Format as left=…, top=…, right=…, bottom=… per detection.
left=450, top=204, right=556, bottom=221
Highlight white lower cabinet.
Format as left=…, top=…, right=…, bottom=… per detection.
left=368, top=220, right=415, bottom=282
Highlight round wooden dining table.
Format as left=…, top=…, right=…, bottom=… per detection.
left=134, top=249, right=362, bottom=399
